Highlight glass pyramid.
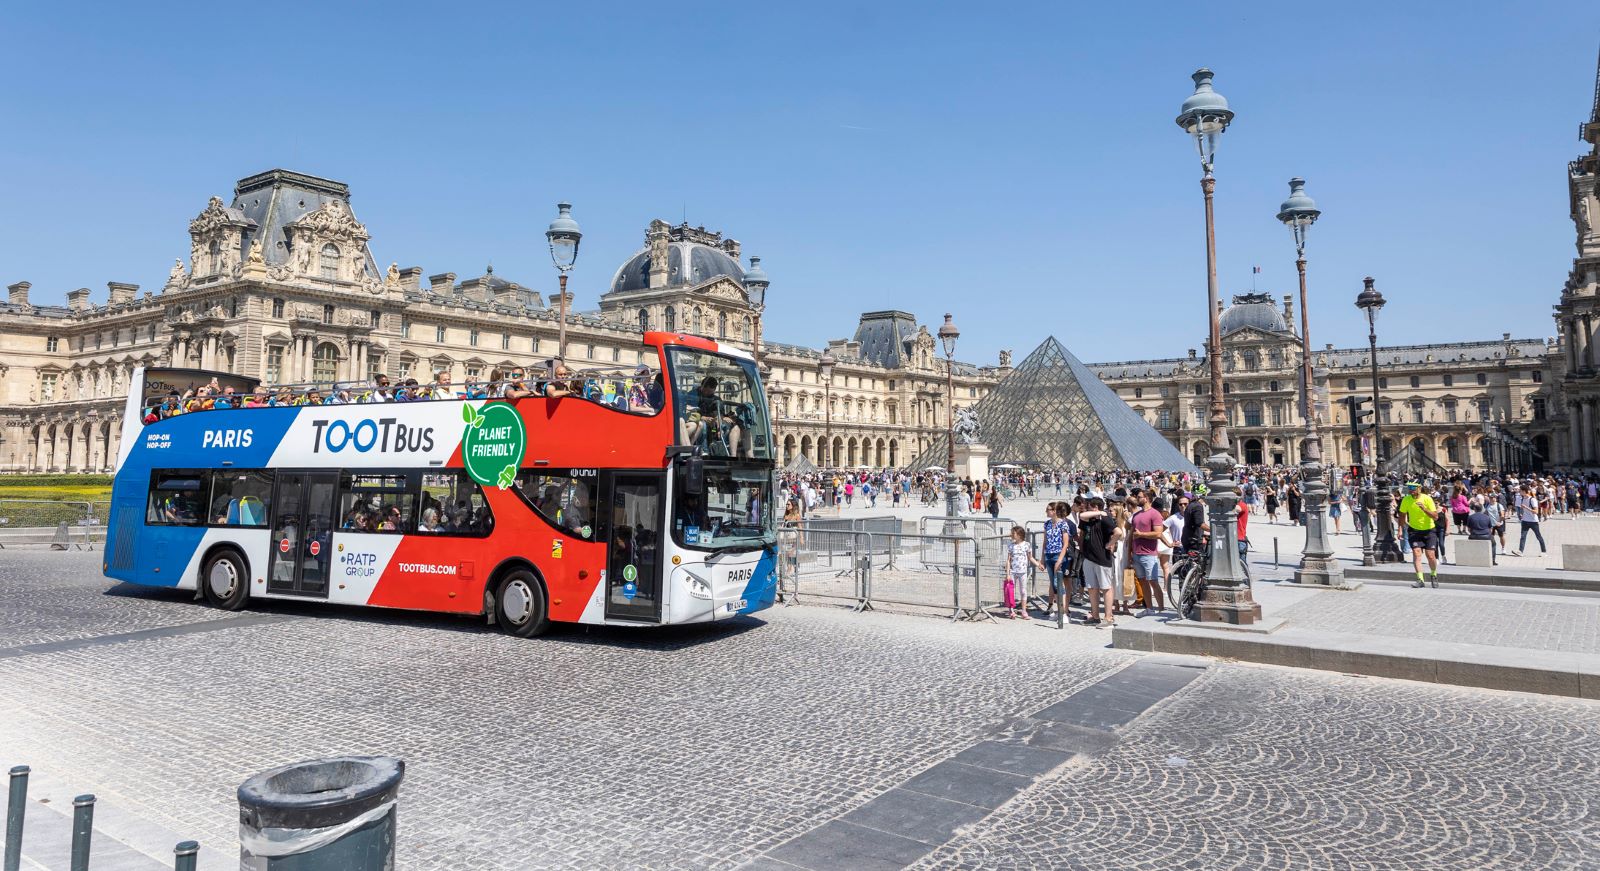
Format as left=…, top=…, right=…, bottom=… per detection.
left=913, top=336, right=1199, bottom=473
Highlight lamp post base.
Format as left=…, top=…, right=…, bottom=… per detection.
left=1294, top=455, right=1345, bottom=587
left=942, top=478, right=966, bottom=538
left=1193, top=583, right=1264, bottom=624
left=1198, top=449, right=1261, bottom=625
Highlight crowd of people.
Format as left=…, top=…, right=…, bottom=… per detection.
left=141, top=363, right=667, bottom=423
left=778, top=462, right=1600, bottom=623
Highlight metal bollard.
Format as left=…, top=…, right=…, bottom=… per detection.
left=173, top=839, right=200, bottom=871
left=1273, top=537, right=1279, bottom=568
left=238, top=756, right=403, bottom=870
left=70, top=794, right=94, bottom=871
left=4, top=766, right=27, bottom=871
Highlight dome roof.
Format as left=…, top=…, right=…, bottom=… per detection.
left=1219, top=293, right=1289, bottom=335
left=610, top=241, right=745, bottom=294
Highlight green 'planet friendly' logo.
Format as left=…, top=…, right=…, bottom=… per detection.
left=461, top=403, right=525, bottom=489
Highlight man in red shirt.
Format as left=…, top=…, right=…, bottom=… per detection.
left=1129, top=489, right=1171, bottom=613
left=1236, top=497, right=1250, bottom=565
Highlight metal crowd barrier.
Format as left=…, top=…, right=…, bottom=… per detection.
left=780, top=521, right=1042, bottom=622
left=0, top=500, right=105, bottom=550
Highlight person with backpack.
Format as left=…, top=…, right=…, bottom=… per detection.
left=1075, top=497, right=1122, bottom=628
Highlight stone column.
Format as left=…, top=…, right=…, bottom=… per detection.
left=34, top=424, right=45, bottom=472
left=1568, top=319, right=1579, bottom=372
left=1585, top=315, right=1596, bottom=370
left=1584, top=400, right=1596, bottom=465
left=1570, top=403, right=1583, bottom=465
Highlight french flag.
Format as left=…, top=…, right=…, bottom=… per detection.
left=1252, top=266, right=1261, bottom=274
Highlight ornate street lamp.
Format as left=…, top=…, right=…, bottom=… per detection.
left=1277, top=177, right=1342, bottom=586
left=1177, top=68, right=1258, bottom=623
left=1356, top=277, right=1402, bottom=562
left=819, top=349, right=836, bottom=469
left=938, top=313, right=963, bottom=530
left=545, top=202, right=581, bottom=361
left=744, top=256, right=770, bottom=372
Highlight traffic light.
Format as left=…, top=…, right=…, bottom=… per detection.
left=1346, top=396, right=1372, bottom=436
left=1350, top=464, right=1364, bottom=479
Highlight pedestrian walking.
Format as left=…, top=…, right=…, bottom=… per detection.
left=1399, top=481, right=1442, bottom=588
left=1513, top=485, right=1547, bottom=556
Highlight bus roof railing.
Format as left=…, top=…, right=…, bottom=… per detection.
left=139, top=366, right=669, bottom=416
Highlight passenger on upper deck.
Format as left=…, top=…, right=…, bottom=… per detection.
left=503, top=367, right=534, bottom=400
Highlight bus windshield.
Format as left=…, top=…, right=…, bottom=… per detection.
left=667, top=347, right=771, bottom=460
left=675, top=462, right=772, bottom=550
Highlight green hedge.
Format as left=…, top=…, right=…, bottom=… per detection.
left=0, top=474, right=114, bottom=488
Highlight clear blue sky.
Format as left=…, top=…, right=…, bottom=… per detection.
left=3, top=1, right=1597, bottom=366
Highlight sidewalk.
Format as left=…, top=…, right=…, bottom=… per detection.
left=1113, top=579, right=1600, bottom=698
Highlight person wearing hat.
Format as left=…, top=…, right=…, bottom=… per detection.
left=1398, top=481, right=1442, bottom=588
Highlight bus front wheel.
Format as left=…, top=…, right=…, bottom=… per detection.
left=495, top=570, right=550, bottom=638
left=200, top=549, right=249, bottom=611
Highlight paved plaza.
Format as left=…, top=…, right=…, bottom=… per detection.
left=0, top=547, right=1598, bottom=869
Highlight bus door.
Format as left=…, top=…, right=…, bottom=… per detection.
left=266, top=471, right=337, bottom=597
left=603, top=471, right=664, bottom=622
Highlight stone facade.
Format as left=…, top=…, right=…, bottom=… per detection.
left=1089, top=296, right=1557, bottom=471
left=0, top=170, right=998, bottom=473
left=1552, top=53, right=1600, bottom=467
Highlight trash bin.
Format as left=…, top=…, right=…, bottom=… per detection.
left=237, top=756, right=404, bottom=870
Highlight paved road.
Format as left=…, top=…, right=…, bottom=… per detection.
left=0, top=551, right=1597, bottom=869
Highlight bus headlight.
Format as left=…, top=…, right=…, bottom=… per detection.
left=680, top=568, right=712, bottom=600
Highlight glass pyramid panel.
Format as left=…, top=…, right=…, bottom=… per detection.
left=911, top=337, right=1199, bottom=473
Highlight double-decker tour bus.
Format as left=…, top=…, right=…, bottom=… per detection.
left=103, top=332, right=776, bottom=636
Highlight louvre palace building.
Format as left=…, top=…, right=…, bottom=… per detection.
left=1, top=78, right=1596, bottom=477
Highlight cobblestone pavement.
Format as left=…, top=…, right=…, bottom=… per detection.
left=0, top=550, right=252, bottom=647
left=5, top=551, right=1599, bottom=869
left=913, top=664, right=1600, bottom=871
left=0, top=551, right=1125, bottom=870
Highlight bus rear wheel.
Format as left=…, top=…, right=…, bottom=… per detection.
left=495, top=570, right=550, bottom=638
left=201, top=549, right=249, bottom=611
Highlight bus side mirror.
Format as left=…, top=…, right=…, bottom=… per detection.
left=685, top=455, right=705, bottom=496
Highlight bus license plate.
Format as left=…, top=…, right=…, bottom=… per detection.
left=724, top=599, right=747, bottom=613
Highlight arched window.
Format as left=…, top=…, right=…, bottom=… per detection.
left=1243, top=401, right=1263, bottom=427
left=312, top=342, right=339, bottom=384
left=1444, top=438, right=1461, bottom=464
left=207, top=239, right=221, bottom=273
left=319, top=244, right=340, bottom=280
left=718, top=311, right=728, bottom=338
left=691, top=308, right=702, bottom=334
left=1243, top=350, right=1259, bottom=371
left=638, top=309, right=650, bottom=332
left=664, top=306, right=676, bottom=332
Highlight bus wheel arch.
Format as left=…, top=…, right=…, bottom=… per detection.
left=488, top=560, right=551, bottom=638
left=199, top=544, right=250, bottom=611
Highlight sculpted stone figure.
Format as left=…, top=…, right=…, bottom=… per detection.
left=954, top=407, right=981, bottom=445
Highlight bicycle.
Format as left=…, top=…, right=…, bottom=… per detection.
left=1165, top=540, right=1252, bottom=620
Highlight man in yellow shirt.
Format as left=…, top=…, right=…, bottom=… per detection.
left=1399, top=481, right=1441, bottom=588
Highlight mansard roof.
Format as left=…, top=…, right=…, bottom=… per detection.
left=229, top=169, right=378, bottom=279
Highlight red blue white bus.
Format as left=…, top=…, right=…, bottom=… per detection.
left=103, top=332, right=777, bottom=636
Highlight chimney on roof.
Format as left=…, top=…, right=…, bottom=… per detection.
left=721, top=237, right=741, bottom=261
left=1188, top=348, right=1197, bottom=359
left=496, top=282, right=520, bottom=306
left=428, top=272, right=456, bottom=295
left=7, top=281, right=30, bottom=307
left=1282, top=294, right=1294, bottom=322
left=1215, top=300, right=1223, bottom=314
left=67, top=287, right=92, bottom=312
left=398, top=267, right=423, bottom=292
left=1325, top=343, right=1334, bottom=351
left=107, top=282, right=138, bottom=305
